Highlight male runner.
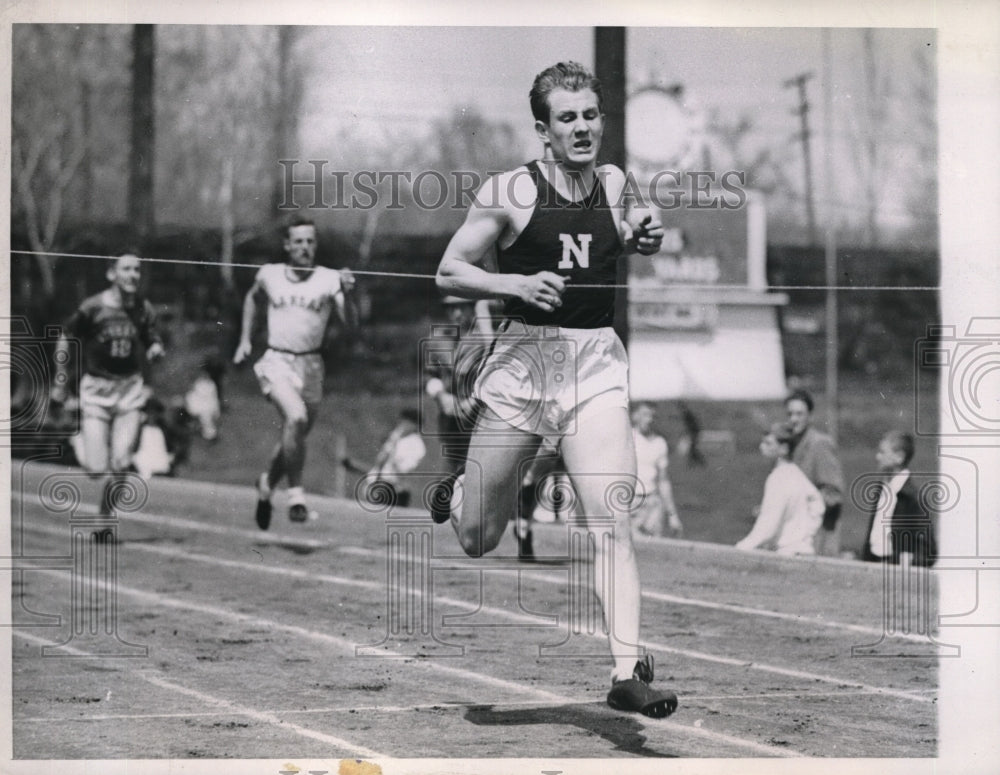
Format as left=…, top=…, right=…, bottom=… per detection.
left=433, top=61, right=676, bottom=717
left=52, top=253, right=165, bottom=532
left=234, top=215, right=353, bottom=528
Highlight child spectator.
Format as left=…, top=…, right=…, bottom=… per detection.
left=132, top=396, right=173, bottom=480
left=185, top=364, right=222, bottom=442
left=862, top=431, right=936, bottom=567
left=365, top=409, right=427, bottom=507
left=736, top=421, right=824, bottom=556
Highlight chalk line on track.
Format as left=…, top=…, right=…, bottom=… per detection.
left=13, top=630, right=386, bottom=758
left=15, top=623, right=804, bottom=759
left=17, top=502, right=936, bottom=707
left=13, top=489, right=936, bottom=644
left=15, top=524, right=804, bottom=757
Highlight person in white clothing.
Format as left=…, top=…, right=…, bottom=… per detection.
left=234, top=215, right=354, bottom=529
left=366, top=409, right=427, bottom=508
left=736, top=421, right=824, bottom=556
left=630, top=402, right=683, bottom=538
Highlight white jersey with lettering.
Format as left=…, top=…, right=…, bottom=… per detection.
left=256, top=263, right=344, bottom=354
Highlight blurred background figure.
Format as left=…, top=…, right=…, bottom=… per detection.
left=784, top=389, right=845, bottom=557
left=862, top=430, right=936, bottom=567
left=346, top=409, right=427, bottom=508
left=424, top=296, right=494, bottom=475
left=630, top=402, right=684, bottom=539
left=736, top=421, right=824, bottom=555
left=185, top=362, right=222, bottom=441
left=676, top=401, right=706, bottom=467
left=133, top=395, right=174, bottom=480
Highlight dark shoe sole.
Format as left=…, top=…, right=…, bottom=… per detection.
left=607, top=679, right=678, bottom=718
left=288, top=504, right=308, bottom=523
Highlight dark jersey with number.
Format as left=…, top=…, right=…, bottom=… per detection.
left=498, top=161, right=622, bottom=329
left=63, top=293, right=161, bottom=379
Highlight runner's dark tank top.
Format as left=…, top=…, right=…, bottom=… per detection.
left=498, top=160, right=621, bottom=328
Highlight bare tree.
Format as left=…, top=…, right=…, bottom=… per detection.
left=11, top=26, right=95, bottom=302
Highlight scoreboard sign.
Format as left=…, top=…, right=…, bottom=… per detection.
left=629, top=191, right=753, bottom=332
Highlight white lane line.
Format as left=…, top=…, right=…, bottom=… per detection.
left=14, top=687, right=936, bottom=726
left=640, top=588, right=937, bottom=644
left=20, top=562, right=569, bottom=706
left=14, top=550, right=801, bottom=756
left=17, top=509, right=936, bottom=706
left=13, top=491, right=925, bottom=642
left=12, top=630, right=385, bottom=758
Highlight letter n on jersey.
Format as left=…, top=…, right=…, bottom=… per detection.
left=558, top=233, right=593, bottom=269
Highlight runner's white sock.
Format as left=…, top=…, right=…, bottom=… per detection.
left=287, top=486, right=306, bottom=506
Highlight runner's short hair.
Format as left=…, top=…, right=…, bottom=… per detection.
left=529, top=61, right=604, bottom=123
left=283, top=213, right=316, bottom=236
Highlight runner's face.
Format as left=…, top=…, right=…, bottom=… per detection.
left=538, top=88, right=603, bottom=169
left=110, top=255, right=141, bottom=295
left=284, top=225, right=317, bottom=267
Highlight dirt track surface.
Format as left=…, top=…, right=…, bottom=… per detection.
left=10, top=462, right=939, bottom=761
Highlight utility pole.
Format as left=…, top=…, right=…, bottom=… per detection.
left=784, top=72, right=817, bottom=246
left=821, top=31, right=839, bottom=443
left=594, top=27, right=628, bottom=348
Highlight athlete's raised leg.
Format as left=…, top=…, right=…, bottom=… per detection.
left=450, top=407, right=542, bottom=557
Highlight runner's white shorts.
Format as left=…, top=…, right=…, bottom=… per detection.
left=79, top=373, right=147, bottom=422
left=474, top=322, right=629, bottom=444
left=253, top=349, right=325, bottom=407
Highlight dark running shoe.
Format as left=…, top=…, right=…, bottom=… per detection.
left=255, top=474, right=272, bottom=531
left=288, top=503, right=309, bottom=523
left=606, top=655, right=678, bottom=718
left=429, top=472, right=459, bottom=524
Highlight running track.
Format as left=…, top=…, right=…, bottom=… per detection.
left=7, top=461, right=942, bottom=762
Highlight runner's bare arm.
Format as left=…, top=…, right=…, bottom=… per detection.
left=233, top=276, right=263, bottom=364
left=437, top=180, right=566, bottom=313
left=602, top=164, right=665, bottom=256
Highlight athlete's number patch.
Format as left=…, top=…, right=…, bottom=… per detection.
left=110, top=338, right=132, bottom=358
left=557, top=233, right=592, bottom=270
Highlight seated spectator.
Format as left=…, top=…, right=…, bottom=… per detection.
left=185, top=366, right=222, bottom=441
left=736, top=422, right=824, bottom=556
left=862, top=430, right=936, bottom=567
left=364, top=409, right=427, bottom=507
left=133, top=397, right=173, bottom=480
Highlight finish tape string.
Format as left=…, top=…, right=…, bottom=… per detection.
left=9, top=249, right=941, bottom=292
